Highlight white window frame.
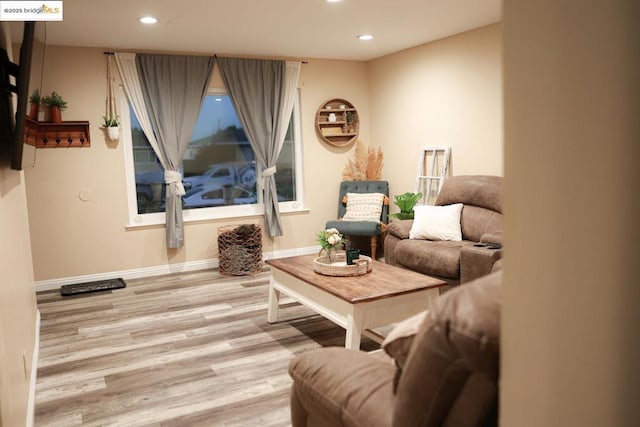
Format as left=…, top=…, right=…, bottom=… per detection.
left=121, top=86, right=305, bottom=228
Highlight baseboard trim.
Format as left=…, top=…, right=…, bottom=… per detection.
left=35, top=246, right=319, bottom=292
left=26, top=309, right=40, bottom=427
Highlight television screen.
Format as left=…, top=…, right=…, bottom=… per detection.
left=0, top=23, right=17, bottom=165
left=0, top=21, right=45, bottom=171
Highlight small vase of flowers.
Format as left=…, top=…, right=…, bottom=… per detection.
left=317, top=228, right=346, bottom=263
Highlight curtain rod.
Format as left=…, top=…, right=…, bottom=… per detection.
left=103, top=51, right=307, bottom=63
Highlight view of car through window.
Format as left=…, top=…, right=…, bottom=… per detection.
left=132, top=94, right=297, bottom=214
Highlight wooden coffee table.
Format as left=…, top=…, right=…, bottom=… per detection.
left=266, top=254, right=446, bottom=350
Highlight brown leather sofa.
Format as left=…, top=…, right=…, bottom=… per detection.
left=384, top=175, right=503, bottom=288
left=288, top=270, right=502, bottom=427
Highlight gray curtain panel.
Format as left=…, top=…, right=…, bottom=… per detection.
left=137, top=54, right=215, bottom=248
left=217, top=57, right=287, bottom=237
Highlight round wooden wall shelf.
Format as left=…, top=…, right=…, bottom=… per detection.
left=315, top=98, right=359, bottom=146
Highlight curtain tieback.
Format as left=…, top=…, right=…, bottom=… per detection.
left=164, top=170, right=186, bottom=196
left=262, top=166, right=277, bottom=177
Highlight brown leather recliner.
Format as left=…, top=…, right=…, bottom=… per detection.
left=385, top=175, right=503, bottom=288
left=288, top=270, right=502, bottom=427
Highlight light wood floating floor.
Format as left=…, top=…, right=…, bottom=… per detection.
left=35, top=268, right=379, bottom=426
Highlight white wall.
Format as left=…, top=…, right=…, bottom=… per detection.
left=502, top=0, right=640, bottom=425
left=369, top=23, right=503, bottom=201
left=0, top=162, right=38, bottom=427
left=0, top=23, right=38, bottom=427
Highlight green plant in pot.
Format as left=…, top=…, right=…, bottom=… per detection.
left=102, top=114, right=121, bottom=140
left=28, top=89, right=41, bottom=120
left=102, top=114, right=120, bottom=128
left=42, top=91, right=67, bottom=123
left=390, top=192, right=423, bottom=220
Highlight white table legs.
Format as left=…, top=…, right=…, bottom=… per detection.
left=267, top=278, right=280, bottom=323
left=345, top=310, right=365, bottom=350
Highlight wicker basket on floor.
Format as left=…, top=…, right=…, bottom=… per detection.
left=217, top=224, right=263, bottom=275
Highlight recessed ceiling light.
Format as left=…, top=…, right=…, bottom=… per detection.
left=139, top=16, right=158, bottom=24
left=357, top=34, right=374, bottom=41
left=326, top=0, right=343, bottom=3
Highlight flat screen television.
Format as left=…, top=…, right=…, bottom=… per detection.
left=0, top=22, right=36, bottom=171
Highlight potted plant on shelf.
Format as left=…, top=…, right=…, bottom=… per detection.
left=28, top=89, right=41, bottom=120
left=102, top=114, right=121, bottom=141
left=390, top=192, right=423, bottom=220
left=42, top=91, right=68, bottom=123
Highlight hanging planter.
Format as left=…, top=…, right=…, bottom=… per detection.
left=103, top=115, right=121, bottom=140
left=103, top=54, right=120, bottom=142
left=107, top=126, right=120, bottom=141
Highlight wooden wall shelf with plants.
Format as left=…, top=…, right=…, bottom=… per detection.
left=24, top=118, right=91, bottom=148
left=315, top=98, right=359, bottom=146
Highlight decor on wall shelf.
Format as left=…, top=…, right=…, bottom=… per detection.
left=103, top=53, right=121, bottom=141
left=342, top=139, right=384, bottom=181
left=28, top=89, right=41, bottom=120
left=315, top=98, right=359, bottom=146
left=41, top=91, right=67, bottom=123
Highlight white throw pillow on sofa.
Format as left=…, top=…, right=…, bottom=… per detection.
left=409, top=203, right=463, bottom=241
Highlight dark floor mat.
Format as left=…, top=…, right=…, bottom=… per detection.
left=60, top=278, right=126, bottom=296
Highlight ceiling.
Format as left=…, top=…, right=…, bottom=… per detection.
left=14, top=0, right=501, bottom=61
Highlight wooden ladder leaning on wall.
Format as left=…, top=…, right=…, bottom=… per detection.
left=415, top=146, right=451, bottom=205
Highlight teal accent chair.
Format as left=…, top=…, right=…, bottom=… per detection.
left=325, top=181, right=390, bottom=260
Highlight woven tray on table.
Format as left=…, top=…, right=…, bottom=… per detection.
left=313, top=252, right=372, bottom=277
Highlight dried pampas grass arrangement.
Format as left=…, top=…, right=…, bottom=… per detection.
left=342, top=140, right=384, bottom=181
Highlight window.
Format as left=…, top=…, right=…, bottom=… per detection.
left=122, top=89, right=304, bottom=226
